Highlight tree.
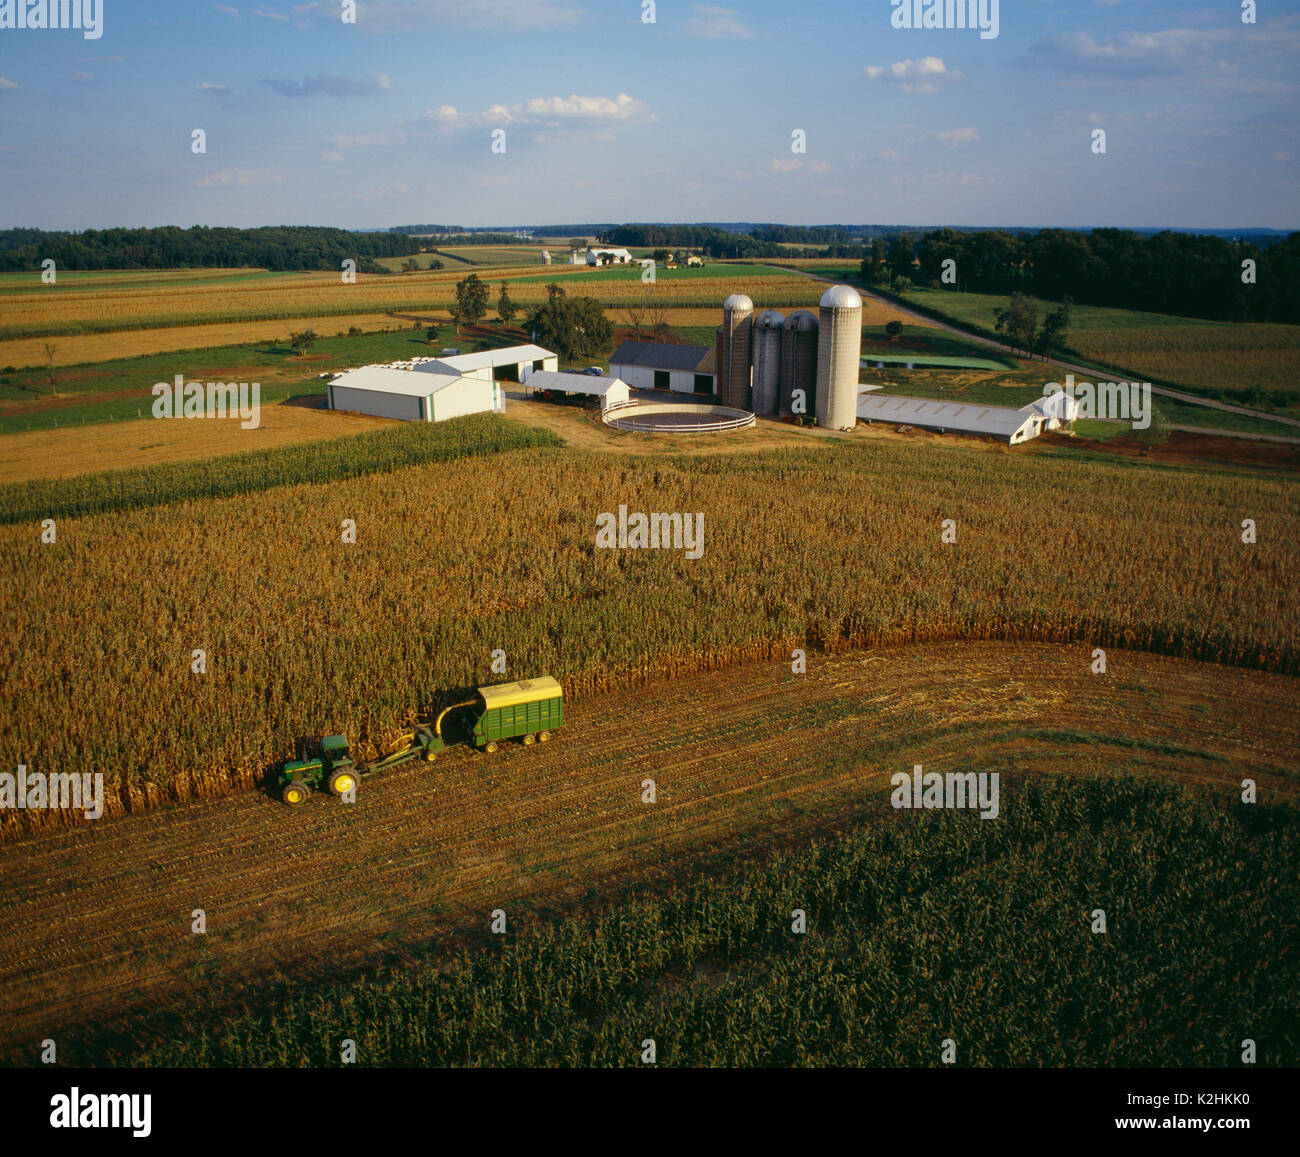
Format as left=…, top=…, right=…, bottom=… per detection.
left=885, top=320, right=904, bottom=341
left=1135, top=405, right=1171, bottom=456
left=651, top=248, right=670, bottom=264
left=993, top=292, right=1039, bottom=355
left=1034, top=296, right=1072, bottom=359
left=527, top=290, right=614, bottom=361
left=41, top=342, right=60, bottom=396
left=568, top=237, right=586, bottom=255
left=890, top=275, right=911, bottom=296
left=886, top=234, right=915, bottom=282
left=288, top=329, right=318, bottom=355
left=427, top=258, right=444, bottom=271
left=401, top=257, right=420, bottom=272
left=620, top=294, right=648, bottom=337
left=497, top=282, right=517, bottom=324
left=453, top=273, right=489, bottom=333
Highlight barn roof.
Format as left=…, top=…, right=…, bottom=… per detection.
left=856, top=393, right=1036, bottom=437
left=330, top=365, right=466, bottom=396
left=527, top=370, right=630, bottom=398
left=610, top=341, right=715, bottom=373
left=413, top=344, right=555, bottom=375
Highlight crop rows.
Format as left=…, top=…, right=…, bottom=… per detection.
left=47, top=778, right=1297, bottom=1067
left=2, top=438, right=1296, bottom=831
left=0, top=272, right=816, bottom=341
left=0, top=414, right=559, bottom=524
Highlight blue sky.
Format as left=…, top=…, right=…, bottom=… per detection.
left=0, top=0, right=1297, bottom=230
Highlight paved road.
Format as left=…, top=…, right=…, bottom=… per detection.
left=791, top=269, right=1300, bottom=436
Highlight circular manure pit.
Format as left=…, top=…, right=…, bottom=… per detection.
left=602, top=401, right=756, bottom=433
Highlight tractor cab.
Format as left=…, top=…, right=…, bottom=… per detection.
left=280, top=734, right=358, bottom=805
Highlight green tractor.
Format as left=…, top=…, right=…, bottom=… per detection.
left=278, top=676, right=566, bottom=806
left=279, top=735, right=360, bottom=805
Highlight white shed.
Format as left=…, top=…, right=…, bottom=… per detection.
left=855, top=393, right=1060, bottom=444
left=527, top=370, right=631, bottom=409
left=328, top=365, right=503, bottom=422
left=586, top=248, right=632, bottom=265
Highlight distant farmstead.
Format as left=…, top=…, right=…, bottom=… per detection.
left=585, top=248, right=633, bottom=266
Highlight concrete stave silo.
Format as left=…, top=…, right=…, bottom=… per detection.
left=815, top=285, right=863, bottom=431
left=717, top=293, right=754, bottom=410
left=750, top=309, right=785, bottom=415
left=779, top=310, right=819, bottom=418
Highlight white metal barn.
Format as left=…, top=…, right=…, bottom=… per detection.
left=328, top=366, right=503, bottom=422
left=527, top=370, right=631, bottom=409
left=855, top=393, right=1063, bottom=444
left=416, top=344, right=558, bottom=383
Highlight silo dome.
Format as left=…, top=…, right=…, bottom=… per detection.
left=755, top=309, right=784, bottom=328
left=782, top=310, right=819, bottom=332
left=819, top=284, right=862, bottom=310
left=723, top=293, right=755, bottom=313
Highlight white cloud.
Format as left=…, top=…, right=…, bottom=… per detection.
left=253, top=6, right=288, bottom=20
left=523, top=93, right=653, bottom=121
left=71, top=71, right=94, bottom=82
left=214, top=4, right=239, bottom=16
left=772, top=158, right=802, bottom=172
left=880, top=146, right=901, bottom=162
left=266, top=73, right=391, bottom=97
left=865, top=57, right=962, bottom=94
left=0, top=76, right=18, bottom=90
left=684, top=5, right=753, bottom=39
left=935, top=126, right=980, bottom=146
left=197, top=82, right=230, bottom=94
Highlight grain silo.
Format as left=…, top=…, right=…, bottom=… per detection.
left=750, top=309, right=785, bottom=415
left=779, top=310, right=819, bottom=418
left=815, top=285, right=863, bottom=431
left=717, top=293, right=754, bottom=409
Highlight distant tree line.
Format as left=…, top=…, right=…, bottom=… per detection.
left=0, top=226, right=421, bottom=273
left=863, top=227, right=1300, bottom=325
left=388, top=229, right=527, bottom=245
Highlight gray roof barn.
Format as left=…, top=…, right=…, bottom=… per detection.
left=610, top=341, right=716, bottom=374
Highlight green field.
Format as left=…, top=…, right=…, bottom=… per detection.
left=894, top=286, right=1300, bottom=409
left=0, top=325, right=466, bottom=433
left=41, top=777, right=1298, bottom=1067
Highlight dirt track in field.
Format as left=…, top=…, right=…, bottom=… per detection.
left=2, top=642, right=1296, bottom=1058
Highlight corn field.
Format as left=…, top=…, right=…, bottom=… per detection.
left=2, top=438, right=1296, bottom=833
left=0, top=413, right=559, bottom=524
left=37, top=777, right=1297, bottom=1066
left=0, top=272, right=816, bottom=342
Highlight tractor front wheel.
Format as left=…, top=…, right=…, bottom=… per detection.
left=282, top=781, right=311, bottom=806
left=328, top=769, right=358, bottom=798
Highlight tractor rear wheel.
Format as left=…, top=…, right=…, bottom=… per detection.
left=328, top=769, right=358, bottom=798
left=522, top=733, right=536, bottom=746
left=538, top=731, right=551, bottom=743
left=282, top=781, right=311, bottom=806
left=484, top=741, right=498, bottom=754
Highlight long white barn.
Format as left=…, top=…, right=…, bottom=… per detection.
left=856, top=392, right=1073, bottom=444
left=327, top=343, right=556, bottom=422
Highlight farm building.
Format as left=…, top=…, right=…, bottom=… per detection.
left=586, top=248, right=633, bottom=265
left=328, top=365, right=504, bottom=423
left=609, top=341, right=717, bottom=395
left=527, top=370, right=631, bottom=409
left=414, top=344, right=557, bottom=383
left=855, top=392, right=1066, bottom=444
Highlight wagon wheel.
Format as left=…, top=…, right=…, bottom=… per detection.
left=282, top=781, right=311, bottom=806
left=484, top=741, right=498, bottom=754
left=328, top=769, right=358, bottom=798
left=522, top=733, right=536, bottom=746
left=538, top=731, right=551, bottom=743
